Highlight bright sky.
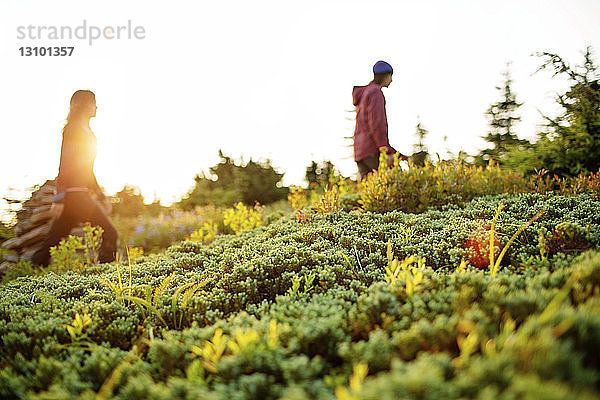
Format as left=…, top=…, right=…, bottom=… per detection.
left=1, top=0, right=599, bottom=221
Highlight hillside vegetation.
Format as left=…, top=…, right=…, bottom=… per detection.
left=1, top=182, right=600, bottom=399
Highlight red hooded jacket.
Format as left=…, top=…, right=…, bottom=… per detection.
left=352, top=82, right=396, bottom=162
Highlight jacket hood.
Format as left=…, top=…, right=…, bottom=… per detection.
left=353, top=83, right=378, bottom=106
left=352, top=85, right=367, bottom=106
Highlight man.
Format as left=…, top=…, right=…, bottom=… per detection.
left=352, top=60, right=407, bottom=180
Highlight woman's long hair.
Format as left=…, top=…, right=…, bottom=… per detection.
left=64, top=90, right=95, bottom=133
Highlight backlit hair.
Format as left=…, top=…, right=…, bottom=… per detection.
left=65, top=90, right=95, bottom=129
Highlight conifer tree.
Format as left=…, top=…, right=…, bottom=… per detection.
left=505, top=47, right=600, bottom=176
left=480, top=64, right=527, bottom=164
left=412, top=118, right=429, bottom=167
left=534, top=47, right=600, bottom=175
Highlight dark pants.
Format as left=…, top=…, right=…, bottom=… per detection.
left=31, top=192, right=118, bottom=266
left=356, top=153, right=380, bottom=180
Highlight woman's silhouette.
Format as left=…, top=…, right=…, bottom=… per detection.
left=32, top=90, right=118, bottom=266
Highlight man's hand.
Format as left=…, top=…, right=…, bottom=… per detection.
left=387, top=153, right=395, bottom=167
left=387, top=153, right=409, bottom=167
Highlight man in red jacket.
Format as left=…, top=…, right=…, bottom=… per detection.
left=352, top=60, right=407, bottom=180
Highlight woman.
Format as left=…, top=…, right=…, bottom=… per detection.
left=32, top=90, right=118, bottom=266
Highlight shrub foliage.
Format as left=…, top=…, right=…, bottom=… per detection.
left=0, top=191, right=599, bottom=399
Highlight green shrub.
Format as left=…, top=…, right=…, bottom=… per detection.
left=49, top=225, right=103, bottom=272
left=0, top=193, right=599, bottom=399
left=223, top=202, right=263, bottom=235
left=359, top=153, right=527, bottom=213
left=114, top=208, right=214, bottom=253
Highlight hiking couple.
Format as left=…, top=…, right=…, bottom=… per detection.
left=31, top=60, right=402, bottom=266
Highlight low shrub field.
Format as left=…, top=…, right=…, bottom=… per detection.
left=1, top=190, right=600, bottom=399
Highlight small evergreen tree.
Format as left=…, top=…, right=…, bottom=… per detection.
left=179, top=151, right=288, bottom=209
left=412, top=118, right=429, bottom=167
left=479, top=64, right=528, bottom=164
left=505, top=47, right=600, bottom=176
left=305, top=161, right=334, bottom=187
left=535, top=47, right=600, bottom=175
left=111, top=185, right=145, bottom=217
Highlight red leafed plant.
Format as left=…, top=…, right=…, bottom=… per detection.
left=465, top=225, right=501, bottom=269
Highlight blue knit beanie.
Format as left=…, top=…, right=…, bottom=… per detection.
left=373, top=60, right=393, bottom=74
